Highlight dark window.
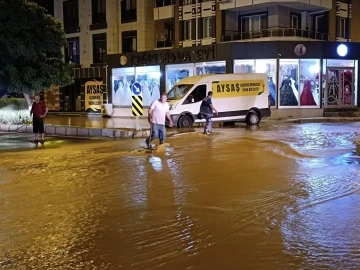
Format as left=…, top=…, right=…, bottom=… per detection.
left=122, top=30, right=137, bottom=53
left=155, top=0, right=174, bottom=7
left=241, top=14, right=267, bottom=33
left=290, top=13, right=300, bottom=29
left=92, top=0, right=106, bottom=24
left=182, top=0, right=194, bottom=5
left=65, top=37, right=80, bottom=65
left=93, top=33, right=107, bottom=63
left=184, top=85, right=207, bottom=104
left=314, top=14, right=325, bottom=33
left=121, top=0, right=137, bottom=23
left=63, top=0, right=79, bottom=29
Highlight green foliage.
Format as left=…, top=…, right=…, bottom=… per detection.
left=0, top=98, right=31, bottom=124
left=0, top=0, right=74, bottom=94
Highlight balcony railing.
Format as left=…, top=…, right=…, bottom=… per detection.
left=156, top=40, right=174, bottom=48
left=155, top=0, right=175, bottom=7
left=222, top=27, right=330, bottom=42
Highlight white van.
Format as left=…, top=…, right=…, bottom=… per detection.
left=166, top=73, right=271, bottom=127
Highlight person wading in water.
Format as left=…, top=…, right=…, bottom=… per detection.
left=146, top=92, right=174, bottom=149
left=30, top=94, right=48, bottom=143
left=199, top=91, right=217, bottom=135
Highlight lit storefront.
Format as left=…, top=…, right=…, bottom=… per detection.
left=104, top=41, right=360, bottom=119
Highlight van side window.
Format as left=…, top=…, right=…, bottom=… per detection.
left=183, top=84, right=207, bottom=104
left=195, top=85, right=207, bottom=102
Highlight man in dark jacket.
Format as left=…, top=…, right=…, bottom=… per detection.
left=199, top=91, right=217, bottom=135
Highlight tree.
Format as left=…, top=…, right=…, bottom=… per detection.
left=0, top=0, right=73, bottom=105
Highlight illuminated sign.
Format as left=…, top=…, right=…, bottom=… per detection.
left=85, top=80, right=104, bottom=113
left=337, top=44, right=348, bottom=57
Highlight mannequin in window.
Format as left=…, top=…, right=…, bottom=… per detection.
left=268, top=72, right=276, bottom=106
left=300, top=79, right=317, bottom=106
left=280, top=76, right=298, bottom=106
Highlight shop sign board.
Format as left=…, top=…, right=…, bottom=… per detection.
left=124, top=46, right=216, bottom=66
left=212, top=80, right=265, bottom=98
left=85, top=80, right=104, bottom=113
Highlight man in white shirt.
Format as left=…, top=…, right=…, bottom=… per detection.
left=146, top=92, right=174, bottom=148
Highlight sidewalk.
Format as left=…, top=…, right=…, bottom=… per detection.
left=1, top=115, right=360, bottom=139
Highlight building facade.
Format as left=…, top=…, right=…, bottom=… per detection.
left=54, top=0, right=360, bottom=119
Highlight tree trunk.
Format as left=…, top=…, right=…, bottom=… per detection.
left=23, top=93, right=32, bottom=108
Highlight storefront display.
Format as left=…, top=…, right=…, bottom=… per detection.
left=112, top=66, right=161, bottom=106
left=195, top=61, right=226, bottom=75
left=279, top=59, right=299, bottom=106
left=166, top=63, right=194, bottom=92
left=299, top=59, right=320, bottom=106
left=325, top=59, right=358, bottom=106
left=234, top=59, right=277, bottom=106
left=165, top=61, right=226, bottom=93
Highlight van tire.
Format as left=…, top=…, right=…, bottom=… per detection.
left=246, top=111, right=260, bottom=125
left=178, top=115, right=193, bottom=128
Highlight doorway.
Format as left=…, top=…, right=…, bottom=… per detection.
left=325, top=67, right=354, bottom=107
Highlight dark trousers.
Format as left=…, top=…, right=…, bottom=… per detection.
left=33, top=117, right=44, bottom=134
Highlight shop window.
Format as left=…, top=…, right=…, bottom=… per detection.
left=112, top=66, right=161, bottom=107
left=299, top=59, right=320, bottom=106
left=195, top=61, right=226, bottom=75
left=327, top=59, right=354, bottom=67
left=234, top=59, right=277, bottom=106
left=324, top=59, right=358, bottom=107
left=279, top=59, right=299, bottom=107
left=92, top=0, right=106, bottom=25
left=65, top=37, right=80, bottom=65
left=203, top=17, right=212, bottom=39
left=184, top=85, right=207, bottom=104
left=63, top=0, right=79, bottom=29
left=166, top=63, right=195, bottom=92
left=92, top=33, right=107, bottom=63
left=234, top=60, right=255, bottom=73
left=355, top=60, right=359, bottom=106
left=279, top=59, right=320, bottom=107
left=112, top=67, right=135, bottom=106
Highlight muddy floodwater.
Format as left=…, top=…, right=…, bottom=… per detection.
left=1, top=122, right=360, bottom=269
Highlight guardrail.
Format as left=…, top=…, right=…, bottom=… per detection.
left=222, top=28, right=330, bottom=42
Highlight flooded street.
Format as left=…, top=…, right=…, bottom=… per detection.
left=1, top=122, right=360, bottom=269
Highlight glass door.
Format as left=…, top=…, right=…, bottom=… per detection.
left=325, top=68, right=354, bottom=107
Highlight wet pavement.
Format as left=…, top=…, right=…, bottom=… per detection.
left=44, top=115, right=150, bottom=129
left=1, top=122, right=360, bottom=269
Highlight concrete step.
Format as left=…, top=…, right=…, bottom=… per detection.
left=324, top=110, right=360, bottom=117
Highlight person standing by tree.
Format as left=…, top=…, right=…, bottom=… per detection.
left=30, top=94, right=48, bottom=143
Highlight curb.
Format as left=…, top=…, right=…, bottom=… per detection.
left=264, top=117, right=360, bottom=124
left=0, top=124, right=150, bottom=139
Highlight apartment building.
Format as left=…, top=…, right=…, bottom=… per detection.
left=53, top=0, right=360, bottom=120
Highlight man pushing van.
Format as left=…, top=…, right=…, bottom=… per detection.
left=145, top=92, right=174, bottom=149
